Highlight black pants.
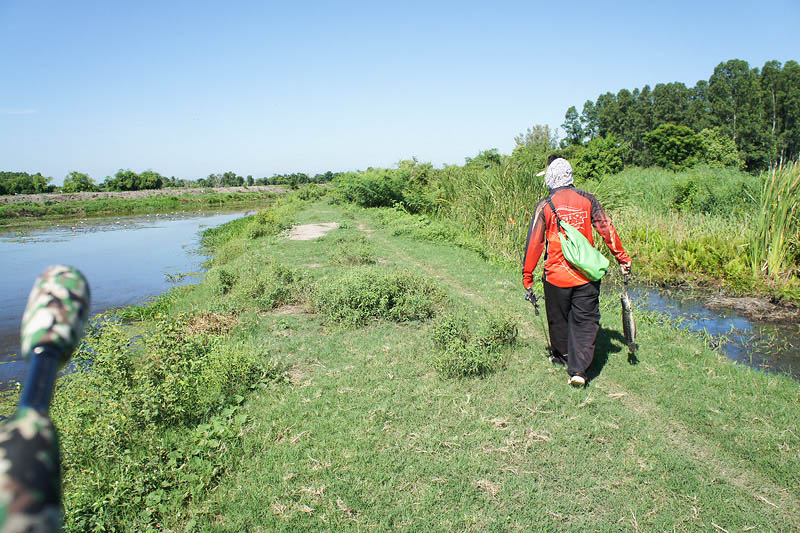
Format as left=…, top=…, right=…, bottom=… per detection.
left=543, top=280, right=601, bottom=378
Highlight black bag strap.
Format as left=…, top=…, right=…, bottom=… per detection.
left=544, top=196, right=564, bottom=231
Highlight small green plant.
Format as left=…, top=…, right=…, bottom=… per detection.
left=431, top=310, right=517, bottom=378
left=313, top=267, right=445, bottom=326
left=328, top=232, right=377, bottom=265
left=52, top=312, right=280, bottom=531
left=231, top=263, right=308, bottom=311
left=210, top=268, right=237, bottom=295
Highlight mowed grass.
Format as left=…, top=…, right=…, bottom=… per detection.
left=162, top=202, right=799, bottom=531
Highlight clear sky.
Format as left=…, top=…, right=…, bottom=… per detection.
left=1, top=1, right=798, bottom=184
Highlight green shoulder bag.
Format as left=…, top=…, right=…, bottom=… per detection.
left=545, top=197, right=609, bottom=281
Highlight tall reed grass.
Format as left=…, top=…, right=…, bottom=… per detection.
left=750, top=161, right=800, bottom=278
left=434, top=157, right=547, bottom=265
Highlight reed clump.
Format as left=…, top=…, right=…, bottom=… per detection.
left=750, top=161, right=800, bottom=279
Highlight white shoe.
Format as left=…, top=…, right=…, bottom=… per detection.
left=568, top=375, right=586, bottom=387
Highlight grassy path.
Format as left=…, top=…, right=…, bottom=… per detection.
left=169, top=203, right=799, bottom=531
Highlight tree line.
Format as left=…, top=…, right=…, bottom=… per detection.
left=0, top=169, right=340, bottom=195
left=560, top=58, right=800, bottom=171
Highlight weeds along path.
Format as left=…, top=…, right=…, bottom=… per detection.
left=352, top=207, right=800, bottom=525
left=360, top=209, right=800, bottom=502
left=188, top=203, right=800, bottom=531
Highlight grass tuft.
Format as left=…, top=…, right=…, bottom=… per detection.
left=313, top=266, right=446, bottom=327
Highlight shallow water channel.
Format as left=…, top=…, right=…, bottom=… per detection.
left=0, top=210, right=252, bottom=388
left=626, top=285, right=799, bottom=381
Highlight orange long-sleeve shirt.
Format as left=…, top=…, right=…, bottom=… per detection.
left=522, top=186, right=630, bottom=289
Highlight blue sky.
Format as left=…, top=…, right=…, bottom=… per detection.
left=1, top=1, right=798, bottom=184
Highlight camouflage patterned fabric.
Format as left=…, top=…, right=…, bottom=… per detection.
left=20, top=265, right=90, bottom=367
left=0, top=408, right=61, bottom=533
left=0, top=265, right=91, bottom=531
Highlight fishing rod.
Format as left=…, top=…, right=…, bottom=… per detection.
left=508, top=216, right=551, bottom=356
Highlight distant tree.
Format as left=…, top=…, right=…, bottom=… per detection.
left=514, top=125, right=558, bottom=150
left=0, top=171, right=54, bottom=195
left=652, top=82, right=691, bottom=128
left=687, top=80, right=712, bottom=132
left=580, top=100, right=599, bottom=140
left=104, top=169, right=139, bottom=191
left=138, top=170, right=164, bottom=190
left=61, top=172, right=97, bottom=193
left=782, top=60, right=800, bottom=161
left=246, top=175, right=254, bottom=186
left=465, top=148, right=503, bottom=168
left=572, top=134, right=627, bottom=180
left=643, top=124, right=703, bottom=170
left=708, top=59, right=768, bottom=169
left=697, top=127, right=744, bottom=168
left=220, top=171, right=243, bottom=187
left=561, top=106, right=584, bottom=146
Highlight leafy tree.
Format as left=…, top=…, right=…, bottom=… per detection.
left=138, top=170, right=164, bottom=190
left=594, top=92, right=619, bottom=138
left=652, top=82, right=691, bottom=127
left=572, top=134, right=627, bottom=180
left=561, top=106, right=584, bottom=146
left=687, top=80, right=712, bottom=132
left=580, top=100, right=599, bottom=140
left=61, top=172, right=97, bottom=193
left=513, top=125, right=558, bottom=151
left=778, top=60, right=800, bottom=162
left=697, top=127, right=743, bottom=168
left=0, top=171, right=54, bottom=195
left=246, top=175, right=254, bottom=186
left=465, top=148, right=503, bottom=168
left=220, top=171, right=244, bottom=187
left=708, top=59, right=768, bottom=170
left=643, top=124, right=703, bottom=170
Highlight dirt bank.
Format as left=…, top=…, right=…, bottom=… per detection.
left=0, top=185, right=286, bottom=204
left=705, top=295, right=800, bottom=322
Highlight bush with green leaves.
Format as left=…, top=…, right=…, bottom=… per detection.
left=644, top=124, right=704, bottom=170
left=327, top=231, right=377, bottom=265
left=313, top=267, right=445, bottom=326
left=210, top=267, right=237, bottom=295
left=52, top=312, right=280, bottom=530
left=571, top=134, right=628, bottom=180
left=232, top=262, right=309, bottom=311
left=333, top=169, right=405, bottom=207
left=296, top=183, right=327, bottom=201
left=431, top=310, right=517, bottom=378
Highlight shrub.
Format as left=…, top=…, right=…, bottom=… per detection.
left=313, top=267, right=445, bottom=326
left=431, top=310, right=517, bottom=378
left=333, top=169, right=405, bottom=207
left=210, top=268, right=237, bottom=295
left=644, top=124, right=703, bottom=170
left=52, top=313, right=280, bottom=530
left=327, top=232, right=377, bottom=265
left=296, top=183, right=327, bottom=201
left=232, top=263, right=309, bottom=311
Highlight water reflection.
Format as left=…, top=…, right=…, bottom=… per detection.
left=0, top=210, right=251, bottom=387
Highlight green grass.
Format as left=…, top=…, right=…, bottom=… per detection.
left=47, top=198, right=799, bottom=531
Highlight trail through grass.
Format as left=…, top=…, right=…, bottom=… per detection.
left=171, top=202, right=799, bottom=531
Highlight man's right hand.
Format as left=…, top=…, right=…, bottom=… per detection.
left=620, top=262, right=632, bottom=276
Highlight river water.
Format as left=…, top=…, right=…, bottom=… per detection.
left=627, top=285, right=799, bottom=380
left=0, top=210, right=252, bottom=388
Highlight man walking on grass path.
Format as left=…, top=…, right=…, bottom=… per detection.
left=522, top=156, right=631, bottom=387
